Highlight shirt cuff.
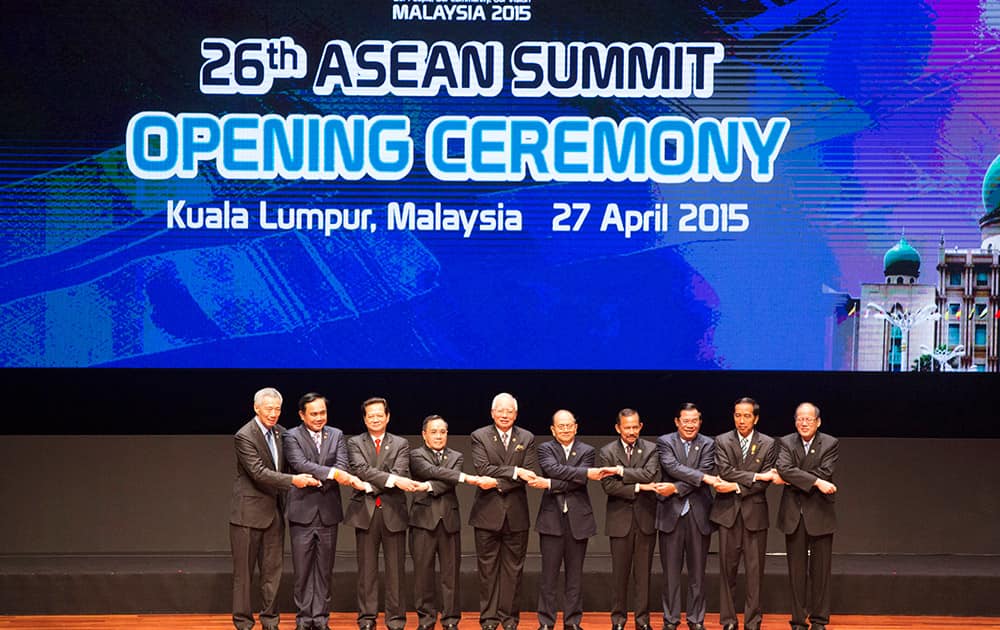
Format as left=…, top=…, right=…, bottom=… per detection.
left=386, top=474, right=398, bottom=488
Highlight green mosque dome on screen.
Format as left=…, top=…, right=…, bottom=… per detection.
left=982, top=153, right=1000, bottom=228
left=883, top=236, right=921, bottom=278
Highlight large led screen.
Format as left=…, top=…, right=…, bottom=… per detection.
left=3, top=0, right=999, bottom=370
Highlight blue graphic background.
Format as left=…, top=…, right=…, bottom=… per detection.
left=1, top=0, right=997, bottom=369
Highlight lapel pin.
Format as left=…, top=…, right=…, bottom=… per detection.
left=637, top=449, right=642, bottom=454
left=810, top=449, right=815, bottom=454
left=694, top=445, right=699, bottom=451
left=571, top=451, right=577, bottom=457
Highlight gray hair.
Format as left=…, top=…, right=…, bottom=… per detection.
left=254, top=387, right=283, bottom=405
left=491, top=392, right=518, bottom=411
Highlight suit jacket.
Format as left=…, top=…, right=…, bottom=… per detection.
left=599, top=438, right=659, bottom=537
left=709, top=430, right=777, bottom=531
left=283, top=423, right=349, bottom=527
left=655, top=431, right=715, bottom=536
left=230, top=418, right=294, bottom=529
left=536, top=439, right=598, bottom=540
left=468, top=424, right=537, bottom=532
left=344, top=432, right=411, bottom=532
left=409, top=445, right=463, bottom=533
left=776, top=431, right=838, bottom=536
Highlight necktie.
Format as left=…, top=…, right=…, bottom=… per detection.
left=803, top=441, right=810, bottom=455
left=374, top=437, right=382, bottom=507
left=681, top=441, right=691, bottom=516
left=740, top=436, right=750, bottom=460
left=265, top=430, right=278, bottom=468
left=625, top=444, right=633, bottom=463
left=501, top=432, right=509, bottom=449
left=313, top=431, right=323, bottom=452
left=436, top=450, right=444, bottom=465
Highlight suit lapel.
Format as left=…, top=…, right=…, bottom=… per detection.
left=317, top=427, right=330, bottom=461
left=747, top=433, right=763, bottom=468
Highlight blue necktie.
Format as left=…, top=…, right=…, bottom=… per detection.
left=265, top=430, right=278, bottom=467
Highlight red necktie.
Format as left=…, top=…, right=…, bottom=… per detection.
left=374, top=438, right=382, bottom=507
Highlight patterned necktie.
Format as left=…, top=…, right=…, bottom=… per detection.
left=625, top=444, right=633, bottom=463
left=265, top=430, right=278, bottom=467
left=681, top=441, right=691, bottom=516
left=740, top=436, right=750, bottom=461
left=436, top=450, right=444, bottom=465
left=313, top=431, right=323, bottom=452
left=501, top=432, right=509, bottom=449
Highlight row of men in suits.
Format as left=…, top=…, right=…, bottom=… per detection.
left=229, top=389, right=838, bottom=630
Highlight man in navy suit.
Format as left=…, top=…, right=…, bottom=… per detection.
left=409, top=415, right=498, bottom=630
left=776, top=402, right=838, bottom=630
left=655, top=403, right=721, bottom=630
left=346, top=397, right=428, bottom=630
left=533, top=410, right=617, bottom=630
left=230, top=387, right=320, bottom=630
left=284, top=392, right=367, bottom=630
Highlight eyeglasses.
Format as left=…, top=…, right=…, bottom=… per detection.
left=795, top=416, right=819, bottom=423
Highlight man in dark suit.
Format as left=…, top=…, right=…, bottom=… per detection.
left=346, top=397, right=428, bottom=630
left=230, top=387, right=320, bottom=630
left=655, top=402, right=721, bottom=630
left=598, top=409, right=663, bottom=630
left=533, top=409, right=616, bottom=630
left=469, top=392, right=540, bottom=630
left=776, top=402, right=838, bottom=630
left=284, top=392, right=367, bottom=630
left=709, top=397, right=782, bottom=630
left=409, top=414, right=498, bottom=630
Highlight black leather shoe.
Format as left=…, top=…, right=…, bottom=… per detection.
left=663, top=624, right=678, bottom=630
left=611, top=625, right=625, bottom=630
left=687, top=624, right=706, bottom=630
left=722, top=624, right=738, bottom=630
left=443, top=625, right=459, bottom=630
left=418, top=625, right=435, bottom=630
left=359, top=624, right=375, bottom=630
left=636, top=625, right=653, bottom=630
left=564, top=625, right=583, bottom=630
left=538, top=626, right=552, bottom=630
left=810, top=626, right=826, bottom=630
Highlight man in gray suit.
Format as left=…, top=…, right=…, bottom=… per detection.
left=776, top=402, right=838, bottom=630
left=284, top=392, right=367, bottom=630
left=655, top=402, right=721, bottom=630
left=599, top=409, right=664, bottom=630
left=409, top=415, right=498, bottom=630
left=346, top=397, right=427, bottom=630
left=230, top=387, right=320, bottom=630
left=710, top=397, right=782, bottom=630
left=533, top=409, right=616, bottom=630
left=469, top=392, right=539, bottom=630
